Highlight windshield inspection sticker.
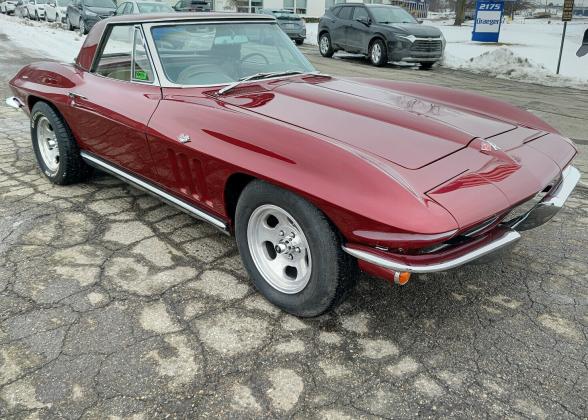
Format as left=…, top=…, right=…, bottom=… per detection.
left=134, top=70, right=148, bottom=81
left=472, top=1, right=504, bottom=42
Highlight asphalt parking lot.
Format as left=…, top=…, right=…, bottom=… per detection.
left=1, top=36, right=587, bottom=419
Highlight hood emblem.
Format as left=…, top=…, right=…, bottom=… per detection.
left=481, top=140, right=500, bottom=153
left=177, top=134, right=191, bottom=144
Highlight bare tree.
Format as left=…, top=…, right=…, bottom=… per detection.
left=454, top=0, right=466, bottom=25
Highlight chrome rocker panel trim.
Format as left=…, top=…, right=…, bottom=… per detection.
left=343, top=229, right=521, bottom=274
left=81, top=151, right=229, bottom=234
left=343, top=165, right=580, bottom=274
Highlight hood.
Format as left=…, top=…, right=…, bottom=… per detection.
left=378, top=23, right=442, bottom=37
left=215, top=77, right=521, bottom=170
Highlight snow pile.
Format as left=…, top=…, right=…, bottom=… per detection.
left=443, top=47, right=588, bottom=89
left=0, top=14, right=83, bottom=63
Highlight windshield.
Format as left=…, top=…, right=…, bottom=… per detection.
left=83, top=0, right=114, bottom=8
left=151, top=22, right=315, bottom=86
left=138, top=2, right=173, bottom=12
left=57, top=0, right=71, bottom=6
left=369, top=6, right=417, bottom=24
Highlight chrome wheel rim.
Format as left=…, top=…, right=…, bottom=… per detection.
left=79, top=20, right=84, bottom=34
left=247, top=204, right=312, bottom=294
left=371, top=43, right=382, bottom=64
left=36, top=116, right=59, bottom=172
left=320, top=35, right=329, bottom=55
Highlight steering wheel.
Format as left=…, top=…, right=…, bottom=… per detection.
left=177, top=66, right=232, bottom=85
left=240, top=52, right=270, bottom=65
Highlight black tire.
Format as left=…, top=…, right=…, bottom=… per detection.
left=369, top=38, right=388, bottom=67
left=235, top=180, right=357, bottom=317
left=34, top=11, right=38, bottom=20
left=420, top=62, right=434, bottom=70
left=66, top=15, right=73, bottom=30
left=318, top=32, right=334, bottom=58
left=30, top=101, right=91, bottom=185
left=79, top=18, right=86, bottom=35
left=295, top=39, right=304, bottom=46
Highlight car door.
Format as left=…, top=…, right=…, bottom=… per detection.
left=63, top=24, right=161, bottom=180
left=332, top=5, right=352, bottom=50
left=347, top=6, right=371, bottom=53
left=68, top=0, right=80, bottom=23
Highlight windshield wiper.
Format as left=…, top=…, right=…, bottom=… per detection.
left=217, top=71, right=306, bottom=95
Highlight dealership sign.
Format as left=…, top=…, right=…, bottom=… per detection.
left=472, top=1, right=504, bottom=42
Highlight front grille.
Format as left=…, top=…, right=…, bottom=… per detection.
left=411, top=39, right=442, bottom=53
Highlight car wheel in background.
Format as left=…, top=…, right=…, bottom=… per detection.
left=34, top=11, right=38, bottom=20
left=78, top=19, right=86, bottom=35
left=30, top=102, right=92, bottom=185
left=420, top=62, right=434, bottom=70
left=319, top=32, right=334, bottom=58
left=66, top=15, right=73, bottom=30
left=235, top=180, right=357, bottom=317
left=295, top=39, right=304, bottom=46
left=369, top=38, right=388, bottom=67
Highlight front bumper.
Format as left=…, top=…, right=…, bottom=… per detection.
left=343, top=166, right=580, bottom=274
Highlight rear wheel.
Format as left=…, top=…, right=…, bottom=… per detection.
left=295, top=39, right=304, bottom=46
left=30, top=102, right=91, bottom=185
left=319, top=32, right=334, bottom=58
left=420, top=62, right=434, bottom=70
left=369, top=39, right=388, bottom=67
left=235, top=180, right=357, bottom=317
left=66, top=15, right=73, bottom=30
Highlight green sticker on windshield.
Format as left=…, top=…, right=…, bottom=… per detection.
left=135, top=70, right=148, bottom=81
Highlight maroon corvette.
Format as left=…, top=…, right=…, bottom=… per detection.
left=7, top=13, right=580, bottom=316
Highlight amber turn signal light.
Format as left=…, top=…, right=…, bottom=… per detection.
left=393, top=271, right=411, bottom=286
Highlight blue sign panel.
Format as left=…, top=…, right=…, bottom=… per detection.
left=472, top=1, right=504, bottom=42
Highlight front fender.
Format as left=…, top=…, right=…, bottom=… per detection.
left=148, top=94, right=459, bottom=249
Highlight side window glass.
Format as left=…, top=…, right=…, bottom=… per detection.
left=353, top=7, right=368, bottom=20
left=94, top=25, right=133, bottom=81
left=127, top=3, right=134, bottom=13
left=115, top=3, right=125, bottom=14
left=132, top=27, right=154, bottom=82
left=338, top=6, right=352, bottom=20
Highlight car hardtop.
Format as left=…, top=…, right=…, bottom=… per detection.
left=75, top=12, right=277, bottom=71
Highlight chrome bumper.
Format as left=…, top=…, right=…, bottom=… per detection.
left=507, top=165, right=581, bottom=231
left=344, top=165, right=580, bottom=274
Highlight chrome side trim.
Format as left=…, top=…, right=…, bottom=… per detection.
left=80, top=152, right=229, bottom=233
left=343, top=229, right=521, bottom=273
left=5, top=96, right=25, bottom=110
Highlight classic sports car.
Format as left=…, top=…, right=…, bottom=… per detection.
left=7, top=13, right=580, bottom=317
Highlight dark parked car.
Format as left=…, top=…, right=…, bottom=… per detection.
left=259, top=9, right=306, bottom=45
left=66, top=0, right=115, bottom=35
left=318, top=3, right=445, bottom=68
left=173, top=0, right=210, bottom=12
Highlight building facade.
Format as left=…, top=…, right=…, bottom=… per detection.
left=206, top=0, right=428, bottom=19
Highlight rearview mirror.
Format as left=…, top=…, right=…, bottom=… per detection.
left=356, top=16, right=370, bottom=26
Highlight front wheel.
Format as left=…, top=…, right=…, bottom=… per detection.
left=295, top=39, right=304, bottom=46
left=30, top=102, right=91, bottom=185
left=369, top=39, right=388, bottom=67
left=235, top=180, right=357, bottom=317
left=420, top=62, right=435, bottom=70
left=66, top=15, right=73, bottom=30
left=319, top=32, right=334, bottom=58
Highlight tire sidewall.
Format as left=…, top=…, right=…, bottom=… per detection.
left=31, top=104, right=66, bottom=183
left=235, top=182, right=342, bottom=317
left=370, top=39, right=387, bottom=66
left=319, top=33, right=333, bottom=57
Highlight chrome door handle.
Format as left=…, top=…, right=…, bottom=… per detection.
left=68, top=92, right=87, bottom=100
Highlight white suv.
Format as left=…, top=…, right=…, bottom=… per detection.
left=25, top=0, right=48, bottom=19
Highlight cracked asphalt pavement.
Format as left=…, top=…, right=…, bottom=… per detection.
left=0, top=37, right=587, bottom=419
